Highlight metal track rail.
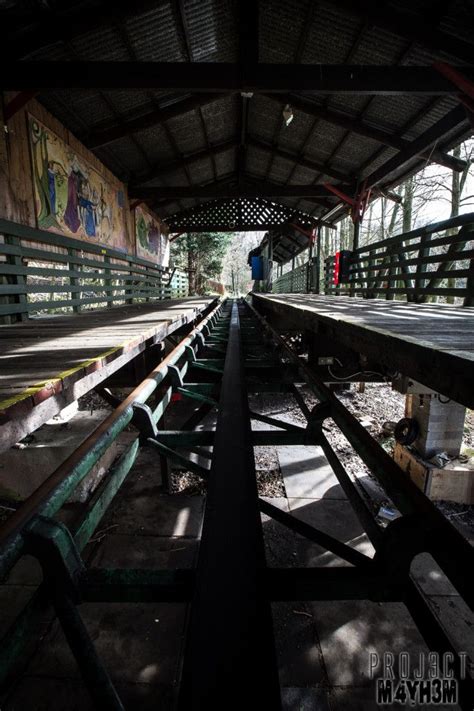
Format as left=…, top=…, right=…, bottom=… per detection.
left=0, top=297, right=472, bottom=709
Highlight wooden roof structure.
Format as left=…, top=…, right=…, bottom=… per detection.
left=2, top=0, right=474, bottom=234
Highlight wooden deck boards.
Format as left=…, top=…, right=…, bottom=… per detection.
left=0, top=297, right=216, bottom=450
left=254, top=294, right=474, bottom=409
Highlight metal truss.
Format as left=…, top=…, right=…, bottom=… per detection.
left=0, top=298, right=472, bottom=709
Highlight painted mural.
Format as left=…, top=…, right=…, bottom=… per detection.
left=28, top=115, right=127, bottom=250
left=135, top=205, right=170, bottom=266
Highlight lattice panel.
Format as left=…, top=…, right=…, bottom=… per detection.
left=167, top=197, right=315, bottom=232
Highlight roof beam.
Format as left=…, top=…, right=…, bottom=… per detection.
left=130, top=139, right=238, bottom=185
left=247, top=135, right=351, bottom=183
left=320, top=104, right=470, bottom=222
left=129, top=184, right=335, bottom=199
left=4, top=62, right=473, bottom=93
left=331, top=0, right=474, bottom=65
left=365, top=105, right=469, bottom=188
left=84, top=94, right=226, bottom=149
left=267, top=94, right=467, bottom=172
left=237, top=0, right=257, bottom=188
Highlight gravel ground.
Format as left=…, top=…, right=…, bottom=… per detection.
left=169, top=467, right=285, bottom=497
left=78, top=390, right=113, bottom=412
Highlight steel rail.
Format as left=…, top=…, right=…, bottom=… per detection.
left=178, top=300, right=281, bottom=709
left=0, top=299, right=223, bottom=580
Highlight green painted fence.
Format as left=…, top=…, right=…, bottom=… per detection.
left=0, top=218, right=188, bottom=322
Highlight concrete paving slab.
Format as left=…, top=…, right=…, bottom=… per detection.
left=5, top=554, right=42, bottom=586
left=281, top=686, right=330, bottom=710
left=100, top=491, right=205, bottom=538
left=29, top=602, right=187, bottom=686
left=260, top=497, right=299, bottom=568
left=88, top=533, right=198, bottom=569
left=272, top=601, right=325, bottom=686
left=309, top=600, right=429, bottom=687
left=278, top=446, right=346, bottom=500
left=3, top=676, right=175, bottom=710
left=118, top=445, right=164, bottom=495
left=288, top=498, right=375, bottom=566
left=0, top=586, right=36, bottom=637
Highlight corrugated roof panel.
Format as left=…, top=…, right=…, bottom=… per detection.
left=125, top=2, right=184, bottom=62
left=301, top=1, right=364, bottom=63
left=184, top=0, right=238, bottom=62
left=259, top=0, right=309, bottom=63
left=214, top=147, right=236, bottom=176
left=69, top=27, right=129, bottom=61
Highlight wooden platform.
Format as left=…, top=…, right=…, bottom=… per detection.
left=0, top=297, right=216, bottom=451
left=253, top=294, right=474, bottom=410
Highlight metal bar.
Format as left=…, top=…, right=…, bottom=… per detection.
left=265, top=567, right=403, bottom=602
left=248, top=299, right=474, bottom=607
left=51, top=593, right=124, bottom=711
left=178, top=301, right=281, bottom=709
left=259, top=498, right=373, bottom=568
left=4, top=62, right=473, bottom=93
left=249, top=410, right=306, bottom=433
left=148, top=438, right=210, bottom=478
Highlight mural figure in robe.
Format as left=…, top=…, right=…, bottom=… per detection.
left=64, top=160, right=84, bottom=234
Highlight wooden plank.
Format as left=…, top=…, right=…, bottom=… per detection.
left=0, top=296, right=217, bottom=451
left=254, top=294, right=474, bottom=409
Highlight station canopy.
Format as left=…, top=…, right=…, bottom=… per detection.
left=2, top=0, right=474, bottom=241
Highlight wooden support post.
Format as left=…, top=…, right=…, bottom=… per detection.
left=126, top=268, right=134, bottom=305
left=386, top=252, right=396, bottom=300
left=5, top=235, right=28, bottom=322
left=103, top=255, right=112, bottom=307
left=68, top=248, right=82, bottom=314
left=464, top=255, right=474, bottom=306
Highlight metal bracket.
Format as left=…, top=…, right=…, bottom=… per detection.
left=167, top=364, right=184, bottom=388
left=374, top=513, right=439, bottom=582
left=184, top=344, right=196, bottom=362
left=24, top=515, right=85, bottom=603
left=195, top=332, right=206, bottom=349
left=131, top=402, right=158, bottom=439
left=433, top=62, right=474, bottom=128
left=305, top=401, right=332, bottom=440
left=308, top=401, right=332, bottom=423
left=324, top=180, right=372, bottom=224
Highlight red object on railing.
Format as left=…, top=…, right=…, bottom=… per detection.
left=333, top=251, right=341, bottom=285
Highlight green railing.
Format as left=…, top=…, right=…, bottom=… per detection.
left=0, top=218, right=188, bottom=322
left=272, top=258, right=319, bottom=294
left=324, top=213, right=474, bottom=304
left=0, top=300, right=224, bottom=694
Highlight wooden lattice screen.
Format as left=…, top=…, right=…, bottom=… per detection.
left=167, top=197, right=315, bottom=232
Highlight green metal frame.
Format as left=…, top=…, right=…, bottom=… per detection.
left=0, top=295, right=473, bottom=709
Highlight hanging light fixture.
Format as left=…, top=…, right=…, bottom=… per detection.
left=283, top=103, right=294, bottom=126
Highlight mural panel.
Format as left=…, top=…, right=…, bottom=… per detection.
left=135, top=204, right=170, bottom=266
left=29, top=115, right=127, bottom=251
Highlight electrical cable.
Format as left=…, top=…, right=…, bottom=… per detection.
left=327, top=358, right=397, bottom=383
